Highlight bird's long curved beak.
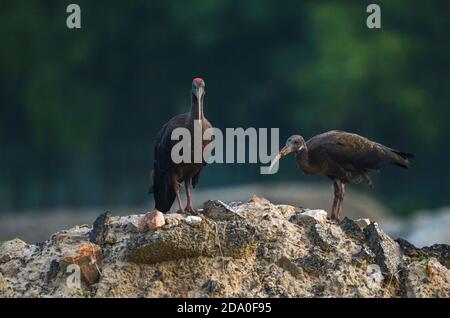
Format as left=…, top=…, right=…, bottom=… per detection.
left=194, top=87, right=204, bottom=99
left=269, top=146, right=292, bottom=172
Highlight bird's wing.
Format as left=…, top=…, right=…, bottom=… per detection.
left=310, top=131, right=391, bottom=171
left=148, top=125, right=171, bottom=193
left=152, top=114, right=189, bottom=187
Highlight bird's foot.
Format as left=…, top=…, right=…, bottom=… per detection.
left=329, top=218, right=341, bottom=224
left=329, top=214, right=341, bottom=223
left=184, top=206, right=198, bottom=215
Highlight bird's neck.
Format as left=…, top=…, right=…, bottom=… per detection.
left=190, top=94, right=204, bottom=121
left=296, top=147, right=314, bottom=174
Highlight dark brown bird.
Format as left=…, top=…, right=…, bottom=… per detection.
left=149, top=78, right=213, bottom=213
left=270, top=131, right=414, bottom=221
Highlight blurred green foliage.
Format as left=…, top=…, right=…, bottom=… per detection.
left=0, top=0, right=449, bottom=214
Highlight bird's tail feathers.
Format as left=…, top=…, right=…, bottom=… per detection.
left=390, top=149, right=415, bottom=169
left=153, top=173, right=175, bottom=212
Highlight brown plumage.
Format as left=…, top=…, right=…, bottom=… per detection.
left=149, top=78, right=213, bottom=213
left=270, top=130, right=414, bottom=220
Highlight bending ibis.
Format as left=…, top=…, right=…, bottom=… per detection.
left=270, top=131, right=414, bottom=221
left=149, top=78, right=213, bottom=213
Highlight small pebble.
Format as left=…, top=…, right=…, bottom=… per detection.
left=185, top=216, right=202, bottom=225
left=139, top=211, right=165, bottom=232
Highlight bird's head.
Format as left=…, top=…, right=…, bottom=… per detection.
left=192, top=77, right=206, bottom=100
left=269, top=135, right=306, bottom=172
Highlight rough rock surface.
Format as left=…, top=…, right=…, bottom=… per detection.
left=0, top=197, right=448, bottom=298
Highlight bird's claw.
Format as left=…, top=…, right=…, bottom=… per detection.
left=176, top=208, right=187, bottom=215
left=329, top=214, right=341, bottom=223
left=184, top=206, right=197, bottom=215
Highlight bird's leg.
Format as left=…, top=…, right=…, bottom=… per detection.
left=184, top=179, right=196, bottom=213
left=337, top=183, right=346, bottom=220
left=173, top=179, right=184, bottom=212
left=331, top=180, right=341, bottom=221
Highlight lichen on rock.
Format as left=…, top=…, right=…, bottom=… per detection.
left=0, top=196, right=448, bottom=298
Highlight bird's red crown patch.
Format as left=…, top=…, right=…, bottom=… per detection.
left=193, top=77, right=204, bottom=85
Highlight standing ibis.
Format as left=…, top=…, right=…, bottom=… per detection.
left=270, top=130, right=414, bottom=221
left=149, top=78, right=213, bottom=213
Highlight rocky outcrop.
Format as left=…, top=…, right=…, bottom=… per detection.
left=0, top=197, right=449, bottom=298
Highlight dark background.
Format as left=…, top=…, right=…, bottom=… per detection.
left=0, top=0, right=449, bottom=217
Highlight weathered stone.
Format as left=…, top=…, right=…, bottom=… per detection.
left=51, top=226, right=91, bottom=244
left=352, top=244, right=376, bottom=264
left=1, top=197, right=448, bottom=298
left=0, top=254, right=10, bottom=264
left=421, top=244, right=450, bottom=269
left=276, top=205, right=301, bottom=220
left=185, top=215, right=203, bottom=226
left=309, top=224, right=337, bottom=251
left=0, top=238, right=29, bottom=263
left=248, top=195, right=271, bottom=205
left=277, top=256, right=303, bottom=278
left=89, top=212, right=111, bottom=245
left=138, top=211, right=165, bottom=232
left=365, top=264, right=384, bottom=290
left=0, top=272, right=11, bottom=298
left=298, top=254, right=334, bottom=277
left=401, top=258, right=450, bottom=298
left=395, top=239, right=450, bottom=269
left=60, top=243, right=103, bottom=285
left=354, top=218, right=371, bottom=230
left=0, top=272, right=4, bottom=291
left=164, top=213, right=185, bottom=228
left=396, top=238, right=423, bottom=258
left=120, top=215, right=141, bottom=233
left=46, top=259, right=60, bottom=283
left=364, top=223, right=401, bottom=278
left=203, top=200, right=245, bottom=221
left=28, top=271, right=41, bottom=282
left=290, top=209, right=328, bottom=226
left=340, top=217, right=365, bottom=241
left=1, top=262, right=19, bottom=278
left=104, top=231, right=117, bottom=244
left=127, top=219, right=257, bottom=264
left=202, top=279, right=225, bottom=293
